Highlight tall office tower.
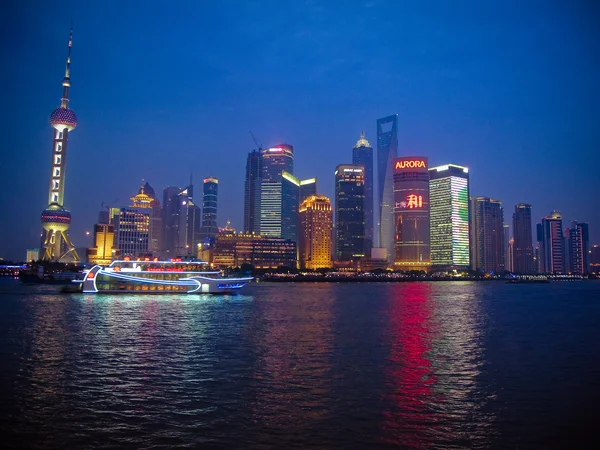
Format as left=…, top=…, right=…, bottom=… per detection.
left=129, top=183, right=162, bottom=255
left=429, top=164, right=470, bottom=269
left=512, top=203, right=534, bottom=274
left=377, top=115, right=398, bottom=261
left=503, top=224, right=511, bottom=272
left=471, top=197, right=505, bottom=273
left=131, top=182, right=162, bottom=255
left=566, top=222, right=589, bottom=275
left=176, top=186, right=201, bottom=257
left=281, top=172, right=300, bottom=241
left=40, top=28, right=80, bottom=262
left=393, top=157, right=430, bottom=271
left=162, top=186, right=181, bottom=255
left=114, top=188, right=153, bottom=258
left=243, top=150, right=262, bottom=233
left=299, top=195, right=333, bottom=269
left=299, top=178, right=317, bottom=203
left=537, top=211, right=565, bottom=274
left=260, top=144, right=294, bottom=237
left=162, top=185, right=200, bottom=257
left=352, top=131, right=374, bottom=253
left=335, top=165, right=365, bottom=261
left=87, top=223, right=118, bottom=265
left=200, top=177, right=219, bottom=239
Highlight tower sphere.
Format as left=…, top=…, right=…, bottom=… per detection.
left=41, top=203, right=72, bottom=232
left=50, top=107, right=77, bottom=131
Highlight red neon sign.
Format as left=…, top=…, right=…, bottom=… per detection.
left=395, top=160, right=426, bottom=170
left=396, top=194, right=424, bottom=210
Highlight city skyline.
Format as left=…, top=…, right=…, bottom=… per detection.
left=2, top=1, right=600, bottom=260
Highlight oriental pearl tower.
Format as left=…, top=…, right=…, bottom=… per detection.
left=40, top=28, right=80, bottom=262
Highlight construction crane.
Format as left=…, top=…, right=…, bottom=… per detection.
left=249, top=130, right=262, bottom=152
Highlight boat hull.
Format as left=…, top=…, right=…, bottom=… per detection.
left=79, top=264, right=252, bottom=295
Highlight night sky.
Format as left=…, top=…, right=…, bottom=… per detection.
left=1, top=0, right=599, bottom=261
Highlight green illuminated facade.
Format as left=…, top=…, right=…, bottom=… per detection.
left=429, top=164, right=470, bottom=269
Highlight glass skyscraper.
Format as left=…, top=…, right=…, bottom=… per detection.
left=429, top=164, right=470, bottom=269
left=259, top=144, right=294, bottom=238
left=200, top=177, right=219, bottom=239
left=243, top=150, right=262, bottom=233
left=471, top=197, right=505, bottom=273
left=512, top=203, right=534, bottom=274
left=393, top=157, right=430, bottom=270
left=377, top=115, right=398, bottom=262
left=335, top=165, right=365, bottom=261
left=352, top=131, right=373, bottom=254
left=161, top=184, right=200, bottom=258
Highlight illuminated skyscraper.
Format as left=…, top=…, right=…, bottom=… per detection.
left=471, top=197, right=505, bottom=273
left=161, top=184, right=200, bottom=257
left=299, top=195, right=333, bottom=269
left=393, top=157, right=430, bottom=271
left=87, top=223, right=118, bottom=265
left=566, top=222, right=589, bottom=275
left=133, top=182, right=162, bottom=255
left=537, top=211, right=565, bottom=274
left=260, top=144, right=294, bottom=238
left=299, top=178, right=317, bottom=203
left=40, top=28, right=79, bottom=262
left=429, top=164, right=470, bottom=269
left=335, top=165, right=365, bottom=261
left=377, top=115, right=398, bottom=261
left=352, top=131, right=374, bottom=253
left=243, top=150, right=262, bottom=233
left=512, top=203, right=534, bottom=274
left=200, top=177, right=219, bottom=239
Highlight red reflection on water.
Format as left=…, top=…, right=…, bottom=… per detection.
left=382, top=283, right=446, bottom=448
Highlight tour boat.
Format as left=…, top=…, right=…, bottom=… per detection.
left=74, top=259, right=253, bottom=294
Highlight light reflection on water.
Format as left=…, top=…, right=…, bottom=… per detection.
left=1, top=280, right=599, bottom=448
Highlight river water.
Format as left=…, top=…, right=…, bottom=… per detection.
left=1, top=279, right=599, bottom=449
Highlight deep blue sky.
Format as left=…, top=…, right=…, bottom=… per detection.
left=1, top=0, right=599, bottom=260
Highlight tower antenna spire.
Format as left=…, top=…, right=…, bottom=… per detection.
left=65, top=24, right=73, bottom=78
left=60, top=26, right=73, bottom=108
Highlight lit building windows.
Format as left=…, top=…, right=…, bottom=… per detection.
left=54, top=154, right=62, bottom=164
left=53, top=167, right=61, bottom=177
left=53, top=180, right=60, bottom=190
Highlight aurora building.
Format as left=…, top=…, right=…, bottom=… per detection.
left=393, top=157, right=430, bottom=271
left=429, top=164, right=470, bottom=269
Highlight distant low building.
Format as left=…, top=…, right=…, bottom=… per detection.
left=212, top=233, right=296, bottom=269
left=26, top=248, right=40, bottom=262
